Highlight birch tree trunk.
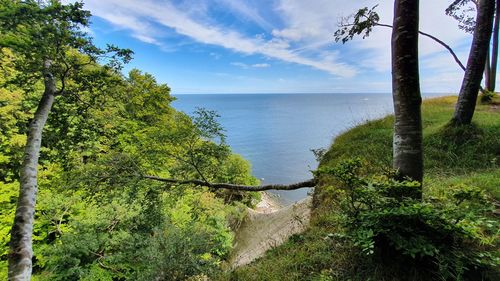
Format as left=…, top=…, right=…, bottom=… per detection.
left=391, top=0, right=423, bottom=186
left=452, top=0, right=495, bottom=125
left=8, top=61, right=56, bottom=281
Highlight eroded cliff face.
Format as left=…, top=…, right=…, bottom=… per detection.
left=228, top=196, right=312, bottom=268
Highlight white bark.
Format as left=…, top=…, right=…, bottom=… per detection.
left=391, top=0, right=423, bottom=185
left=8, top=60, right=56, bottom=281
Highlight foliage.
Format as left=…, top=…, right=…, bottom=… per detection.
left=334, top=5, right=380, bottom=44
left=480, top=91, right=496, bottom=104
left=31, top=185, right=239, bottom=281
left=0, top=48, right=258, bottom=279
left=0, top=0, right=132, bottom=79
left=446, top=0, right=477, bottom=34
left=0, top=181, right=17, bottom=279
left=317, top=158, right=498, bottom=280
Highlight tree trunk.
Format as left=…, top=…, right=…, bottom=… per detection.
left=485, top=49, right=492, bottom=90
left=8, top=61, right=56, bottom=281
left=489, top=0, right=500, bottom=91
left=391, top=0, right=423, bottom=187
left=452, top=0, right=495, bottom=125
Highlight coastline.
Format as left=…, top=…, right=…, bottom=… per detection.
left=254, top=191, right=282, bottom=213
left=229, top=196, right=312, bottom=268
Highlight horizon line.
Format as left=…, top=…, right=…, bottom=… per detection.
left=172, top=92, right=456, bottom=95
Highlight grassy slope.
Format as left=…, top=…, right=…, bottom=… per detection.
left=220, top=96, right=500, bottom=281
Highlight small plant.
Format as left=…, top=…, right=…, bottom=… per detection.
left=480, top=91, right=496, bottom=104
left=317, top=158, right=499, bottom=280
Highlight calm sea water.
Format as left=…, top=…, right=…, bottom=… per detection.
left=173, top=93, right=444, bottom=204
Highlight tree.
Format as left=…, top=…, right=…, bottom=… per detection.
left=0, top=62, right=271, bottom=279
left=446, top=0, right=500, bottom=92
left=0, top=1, right=130, bottom=279
left=391, top=0, right=423, bottom=186
left=451, top=0, right=495, bottom=125
left=334, top=1, right=423, bottom=186
left=489, top=0, right=500, bottom=91
left=337, top=1, right=496, bottom=126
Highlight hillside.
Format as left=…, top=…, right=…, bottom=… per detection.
left=221, top=96, right=500, bottom=281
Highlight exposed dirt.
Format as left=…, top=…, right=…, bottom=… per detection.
left=227, top=193, right=312, bottom=268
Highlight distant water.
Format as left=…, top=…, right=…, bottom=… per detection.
left=173, top=93, right=446, bottom=204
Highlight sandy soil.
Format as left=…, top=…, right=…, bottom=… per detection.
left=227, top=193, right=312, bottom=268
left=253, top=192, right=282, bottom=213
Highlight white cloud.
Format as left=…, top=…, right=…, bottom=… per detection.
left=210, top=52, right=221, bottom=59
left=272, top=0, right=473, bottom=91
left=83, top=0, right=478, bottom=92
left=231, top=62, right=271, bottom=69
left=84, top=0, right=356, bottom=77
left=91, top=10, right=164, bottom=46
left=231, top=62, right=249, bottom=69
left=215, top=0, right=273, bottom=30
left=252, top=63, right=270, bottom=68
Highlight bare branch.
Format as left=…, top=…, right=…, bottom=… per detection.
left=143, top=175, right=317, bottom=191
left=375, top=23, right=466, bottom=71
left=335, top=6, right=467, bottom=72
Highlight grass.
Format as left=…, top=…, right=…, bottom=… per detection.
left=218, top=96, right=500, bottom=281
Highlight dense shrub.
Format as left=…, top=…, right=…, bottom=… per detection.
left=317, top=158, right=499, bottom=280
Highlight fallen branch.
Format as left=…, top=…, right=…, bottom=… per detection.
left=143, top=175, right=317, bottom=191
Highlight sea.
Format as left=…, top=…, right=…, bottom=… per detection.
left=173, top=93, right=446, bottom=205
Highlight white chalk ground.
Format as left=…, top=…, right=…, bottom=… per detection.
left=228, top=192, right=312, bottom=268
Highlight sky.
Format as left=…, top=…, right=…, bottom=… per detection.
left=79, top=0, right=488, bottom=94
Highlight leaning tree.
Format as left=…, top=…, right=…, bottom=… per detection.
left=446, top=0, right=500, bottom=92
left=0, top=1, right=131, bottom=279
left=451, top=0, right=495, bottom=125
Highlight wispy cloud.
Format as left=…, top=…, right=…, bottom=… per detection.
left=231, top=62, right=249, bottom=69
left=82, top=0, right=477, bottom=93
left=231, top=62, right=271, bottom=69
left=252, top=63, right=270, bottom=68
left=84, top=0, right=356, bottom=77
left=94, top=10, right=164, bottom=46
left=215, top=0, right=273, bottom=30
left=210, top=52, right=221, bottom=59
left=272, top=0, right=471, bottom=80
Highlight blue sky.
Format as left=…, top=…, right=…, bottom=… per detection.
left=81, top=0, right=486, bottom=94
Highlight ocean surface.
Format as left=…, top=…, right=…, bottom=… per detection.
left=173, top=93, right=445, bottom=204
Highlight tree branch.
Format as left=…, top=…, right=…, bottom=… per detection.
left=375, top=22, right=466, bottom=71
left=336, top=7, right=467, bottom=72
left=143, top=175, right=317, bottom=191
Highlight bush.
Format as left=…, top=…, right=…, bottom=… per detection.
left=480, top=91, right=496, bottom=104
left=317, top=158, right=499, bottom=280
